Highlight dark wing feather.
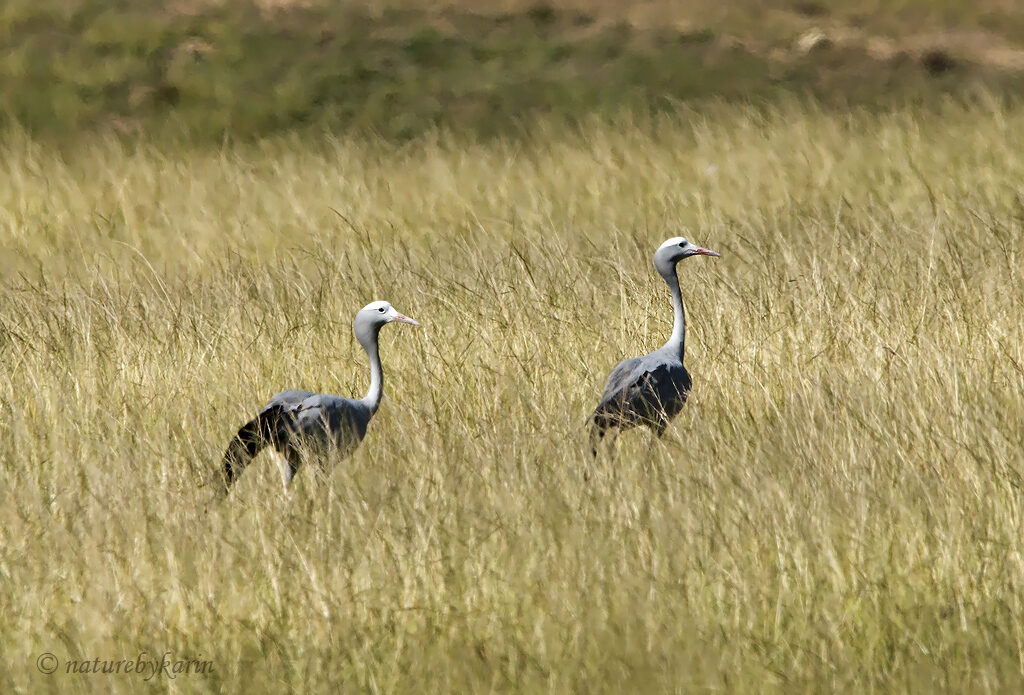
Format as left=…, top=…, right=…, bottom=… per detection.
left=646, top=362, right=692, bottom=422
left=592, top=358, right=692, bottom=431
left=222, top=402, right=293, bottom=489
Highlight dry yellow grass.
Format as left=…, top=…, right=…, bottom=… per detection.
left=2, top=99, right=1024, bottom=692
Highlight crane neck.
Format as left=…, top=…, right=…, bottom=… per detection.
left=662, top=265, right=686, bottom=360
left=358, top=328, right=383, bottom=414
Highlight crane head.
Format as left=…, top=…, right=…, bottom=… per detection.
left=654, top=236, right=720, bottom=276
left=354, top=301, right=420, bottom=344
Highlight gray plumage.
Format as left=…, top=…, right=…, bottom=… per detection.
left=590, top=237, right=719, bottom=454
left=221, top=300, right=419, bottom=491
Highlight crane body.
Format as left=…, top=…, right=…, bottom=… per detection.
left=221, top=300, right=418, bottom=491
left=590, top=237, right=719, bottom=453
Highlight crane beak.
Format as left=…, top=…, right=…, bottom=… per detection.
left=692, top=246, right=721, bottom=257
left=390, top=313, right=420, bottom=326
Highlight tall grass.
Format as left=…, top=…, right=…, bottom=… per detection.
left=2, top=100, right=1024, bottom=692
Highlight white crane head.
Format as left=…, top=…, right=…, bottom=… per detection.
left=354, top=300, right=419, bottom=344
left=654, top=236, right=720, bottom=277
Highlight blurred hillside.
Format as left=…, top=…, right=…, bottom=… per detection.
left=2, top=0, right=1024, bottom=141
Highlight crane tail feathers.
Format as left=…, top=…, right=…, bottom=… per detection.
left=222, top=408, right=280, bottom=491
left=589, top=411, right=610, bottom=457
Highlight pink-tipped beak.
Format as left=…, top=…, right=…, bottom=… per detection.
left=693, top=247, right=721, bottom=257
left=391, top=313, right=420, bottom=326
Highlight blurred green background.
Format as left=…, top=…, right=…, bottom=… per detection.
left=3, top=0, right=1024, bottom=142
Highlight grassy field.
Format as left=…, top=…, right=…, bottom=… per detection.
left=1, top=97, right=1024, bottom=692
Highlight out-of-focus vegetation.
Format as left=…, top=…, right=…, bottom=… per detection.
left=1, top=0, right=1023, bottom=141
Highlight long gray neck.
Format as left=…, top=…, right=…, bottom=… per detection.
left=359, top=331, right=383, bottom=414
left=662, top=265, right=686, bottom=359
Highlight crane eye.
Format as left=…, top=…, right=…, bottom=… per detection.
left=378, top=307, right=386, bottom=313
